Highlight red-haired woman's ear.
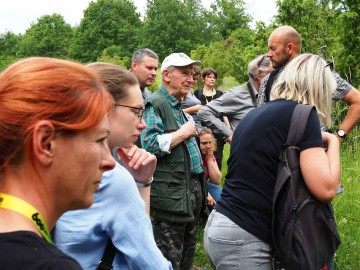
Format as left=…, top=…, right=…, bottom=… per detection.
left=32, top=120, right=56, bottom=166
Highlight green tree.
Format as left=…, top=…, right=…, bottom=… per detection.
left=17, top=14, right=74, bottom=58
left=331, top=0, right=360, bottom=85
left=142, top=0, right=212, bottom=60
left=275, top=0, right=338, bottom=54
left=0, top=31, right=21, bottom=70
left=97, top=45, right=130, bottom=68
left=207, top=0, right=252, bottom=40
left=70, top=0, right=142, bottom=63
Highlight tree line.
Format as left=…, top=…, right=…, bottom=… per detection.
left=1, top=0, right=360, bottom=88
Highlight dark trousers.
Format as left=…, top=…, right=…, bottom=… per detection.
left=151, top=175, right=203, bottom=270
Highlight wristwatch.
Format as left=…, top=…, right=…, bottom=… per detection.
left=135, top=176, right=154, bottom=187
left=337, top=129, right=347, bottom=139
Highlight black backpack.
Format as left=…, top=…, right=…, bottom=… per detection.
left=272, top=104, right=341, bottom=270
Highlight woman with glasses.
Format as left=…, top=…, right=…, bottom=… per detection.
left=0, top=57, right=116, bottom=269
left=198, top=128, right=223, bottom=210
left=204, top=54, right=340, bottom=269
left=54, top=63, right=173, bottom=270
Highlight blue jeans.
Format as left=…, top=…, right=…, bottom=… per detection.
left=204, top=210, right=272, bottom=270
left=208, top=183, right=222, bottom=202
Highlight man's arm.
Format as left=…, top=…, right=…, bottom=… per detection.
left=141, top=105, right=197, bottom=156
left=336, top=87, right=360, bottom=142
left=198, top=86, right=254, bottom=140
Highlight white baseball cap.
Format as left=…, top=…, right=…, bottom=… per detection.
left=161, top=53, right=202, bottom=72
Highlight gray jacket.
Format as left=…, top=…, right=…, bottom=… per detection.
left=198, top=82, right=255, bottom=138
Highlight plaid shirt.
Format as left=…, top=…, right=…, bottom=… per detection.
left=257, top=67, right=352, bottom=106
left=141, top=86, right=203, bottom=174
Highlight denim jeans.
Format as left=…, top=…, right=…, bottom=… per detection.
left=204, top=210, right=272, bottom=270
left=208, top=183, right=222, bottom=202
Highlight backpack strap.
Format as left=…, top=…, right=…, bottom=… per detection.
left=97, top=239, right=116, bottom=270
left=264, top=69, right=281, bottom=102
left=287, top=104, right=314, bottom=146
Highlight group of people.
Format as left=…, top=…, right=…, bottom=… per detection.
left=0, top=25, right=359, bottom=270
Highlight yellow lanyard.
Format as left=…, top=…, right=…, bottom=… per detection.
left=0, top=193, right=54, bottom=244
left=204, top=88, right=215, bottom=104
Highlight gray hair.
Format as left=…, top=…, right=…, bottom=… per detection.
left=248, top=54, right=271, bottom=80
left=132, top=48, right=158, bottom=63
left=271, top=53, right=336, bottom=126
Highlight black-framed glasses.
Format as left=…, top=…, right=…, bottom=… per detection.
left=115, top=104, right=144, bottom=119
left=325, top=61, right=334, bottom=71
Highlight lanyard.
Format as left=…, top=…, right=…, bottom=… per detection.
left=204, top=88, right=215, bottom=104
left=0, top=193, right=54, bottom=244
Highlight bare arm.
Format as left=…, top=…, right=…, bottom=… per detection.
left=183, top=104, right=202, bottom=114
left=300, top=132, right=340, bottom=203
left=205, top=153, right=222, bottom=185
left=336, top=87, right=360, bottom=142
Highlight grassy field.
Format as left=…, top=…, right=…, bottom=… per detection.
left=193, top=107, right=360, bottom=269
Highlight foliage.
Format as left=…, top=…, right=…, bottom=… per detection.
left=16, top=14, right=74, bottom=58
left=141, top=0, right=212, bottom=60
left=0, top=31, right=21, bottom=70
left=207, top=0, right=252, bottom=40
left=97, top=45, right=130, bottom=68
left=69, top=0, right=142, bottom=63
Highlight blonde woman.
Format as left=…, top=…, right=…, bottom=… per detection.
left=204, top=54, right=340, bottom=270
left=198, top=128, right=222, bottom=208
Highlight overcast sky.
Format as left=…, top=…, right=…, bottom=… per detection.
left=0, top=0, right=277, bottom=34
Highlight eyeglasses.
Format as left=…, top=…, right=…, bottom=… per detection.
left=325, top=61, right=334, bottom=71
left=115, top=104, right=144, bottom=119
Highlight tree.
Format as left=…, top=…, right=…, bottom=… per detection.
left=17, top=14, right=74, bottom=58
left=69, top=0, right=142, bottom=63
left=0, top=31, right=22, bottom=70
left=142, top=0, right=212, bottom=60
left=97, top=45, right=130, bottom=68
left=275, top=0, right=338, bottom=55
left=331, top=0, right=360, bottom=85
left=207, top=0, right=252, bottom=40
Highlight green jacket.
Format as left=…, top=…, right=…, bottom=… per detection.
left=145, top=90, right=206, bottom=223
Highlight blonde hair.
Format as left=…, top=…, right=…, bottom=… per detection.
left=270, top=54, right=336, bottom=126
left=198, top=128, right=217, bottom=152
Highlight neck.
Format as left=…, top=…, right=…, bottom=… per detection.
left=0, top=169, right=58, bottom=232
left=204, top=85, right=213, bottom=93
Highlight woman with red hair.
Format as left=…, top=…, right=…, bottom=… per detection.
left=0, top=57, right=115, bottom=269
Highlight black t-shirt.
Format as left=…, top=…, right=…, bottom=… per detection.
left=193, top=88, right=223, bottom=105
left=0, top=231, right=82, bottom=270
left=216, top=99, right=323, bottom=243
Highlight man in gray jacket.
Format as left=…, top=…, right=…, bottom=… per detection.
left=198, top=54, right=272, bottom=142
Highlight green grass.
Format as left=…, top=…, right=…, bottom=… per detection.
left=194, top=123, right=360, bottom=270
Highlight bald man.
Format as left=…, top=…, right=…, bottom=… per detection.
left=257, top=25, right=360, bottom=142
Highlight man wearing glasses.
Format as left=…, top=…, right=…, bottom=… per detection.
left=141, top=53, right=207, bottom=270
left=198, top=54, right=273, bottom=143
left=257, top=25, right=360, bottom=142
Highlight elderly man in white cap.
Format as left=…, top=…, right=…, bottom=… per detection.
left=141, top=53, right=207, bottom=270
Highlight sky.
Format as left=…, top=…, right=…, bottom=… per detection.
left=0, top=0, right=277, bottom=34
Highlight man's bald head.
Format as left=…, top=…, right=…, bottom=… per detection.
left=267, top=26, right=302, bottom=69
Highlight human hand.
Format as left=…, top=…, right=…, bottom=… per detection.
left=180, top=121, right=197, bottom=138
left=207, top=193, right=216, bottom=206
left=322, top=131, right=339, bottom=151
left=117, top=145, right=157, bottom=183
